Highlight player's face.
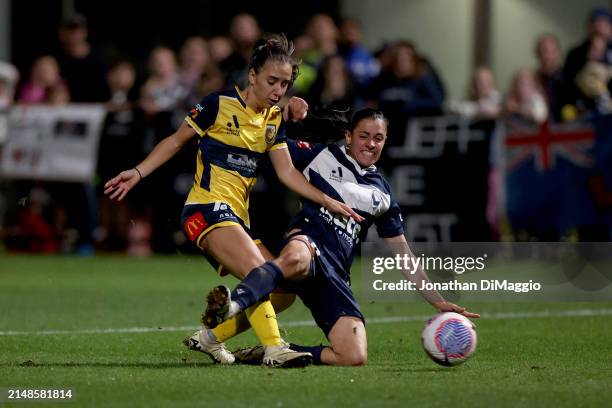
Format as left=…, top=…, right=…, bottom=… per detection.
left=345, top=118, right=387, bottom=168
left=249, top=61, right=293, bottom=108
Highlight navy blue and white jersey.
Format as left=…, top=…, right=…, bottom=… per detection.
left=287, top=140, right=404, bottom=276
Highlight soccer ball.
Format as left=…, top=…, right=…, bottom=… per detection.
left=421, top=312, right=477, bottom=366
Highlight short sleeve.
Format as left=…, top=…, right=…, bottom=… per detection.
left=286, top=139, right=325, bottom=171
left=374, top=185, right=405, bottom=238
left=267, top=117, right=288, bottom=152
left=184, top=92, right=219, bottom=136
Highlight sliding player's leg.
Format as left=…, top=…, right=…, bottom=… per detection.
left=204, top=233, right=314, bottom=328
left=187, top=225, right=308, bottom=366
left=319, top=317, right=368, bottom=366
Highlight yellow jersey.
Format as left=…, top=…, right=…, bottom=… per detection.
left=184, top=87, right=287, bottom=227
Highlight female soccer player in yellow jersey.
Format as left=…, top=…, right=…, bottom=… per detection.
left=104, top=33, right=361, bottom=368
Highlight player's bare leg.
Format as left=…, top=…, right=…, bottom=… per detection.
left=321, top=316, right=368, bottom=366
left=273, top=234, right=314, bottom=280
left=197, top=225, right=312, bottom=367
left=203, top=231, right=313, bottom=327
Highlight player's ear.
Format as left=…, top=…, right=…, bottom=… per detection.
left=344, top=130, right=352, bottom=147
left=248, top=68, right=256, bottom=87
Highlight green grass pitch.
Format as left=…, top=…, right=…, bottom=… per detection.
left=1, top=255, right=611, bottom=407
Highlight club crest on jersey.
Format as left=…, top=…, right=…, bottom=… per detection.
left=265, top=124, right=277, bottom=144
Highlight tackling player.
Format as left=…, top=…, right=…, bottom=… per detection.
left=104, top=33, right=361, bottom=368
left=201, top=108, right=479, bottom=365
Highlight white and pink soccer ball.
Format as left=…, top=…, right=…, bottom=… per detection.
left=421, top=312, right=477, bottom=366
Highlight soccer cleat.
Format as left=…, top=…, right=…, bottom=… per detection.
left=262, top=343, right=313, bottom=368
left=233, top=345, right=265, bottom=365
left=183, top=329, right=235, bottom=364
left=201, top=285, right=232, bottom=329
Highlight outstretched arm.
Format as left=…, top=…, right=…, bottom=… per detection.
left=384, top=235, right=480, bottom=318
left=268, top=147, right=363, bottom=222
left=104, top=121, right=196, bottom=201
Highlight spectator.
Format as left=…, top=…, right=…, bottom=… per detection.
left=55, top=13, right=108, bottom=102
left=178, top=36, right=212, bottom=92
left=534, top=34, right=571, bottom=122
left=290, top=35, right=317, bottom=96
left=450, top=66, right=501, bottom=119
left=140, top=46, right=186, bottom=117
left=17, top=55, right=69, bottom=105
left=220, top=13, right=261, bottom=88
left=575, top=62, right=612, bottom=114
left=209, top=36, right=233, bottom=64
left=0, top=61, right=19, bottom=110
left=178, top=36, right=222, bottom=108
left=338, top=18, right=379, bottom=88
left=303, top=14, right=339, bottom=70
left=307, top=55, right=354, bottom=110
left=563, top=8, right=611, bottom=94
left=140, top=47, right=194, bottom=253
left=503, top=68, right=548, bottom=124
left=367, top=41, right=445, bottom=145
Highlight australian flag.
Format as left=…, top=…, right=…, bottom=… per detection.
left=502, top=114, right=612, bottom=239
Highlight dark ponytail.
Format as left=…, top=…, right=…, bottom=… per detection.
left=249, top=33, right=300, bottom=83
left=285, top=107, right=349, bottom=143
left=286, top=107, right=388, bottom=143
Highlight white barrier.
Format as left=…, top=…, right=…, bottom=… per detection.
left=0, top=104, right=106, bottom=182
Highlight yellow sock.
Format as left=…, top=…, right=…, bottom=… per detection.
left=244, top=299, right=281, bottom=346
left=210, top=293, right=296, bottom=343
left=211, top=313, right=250, bottom=343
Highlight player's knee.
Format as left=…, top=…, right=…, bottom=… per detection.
left=329, top=342, right=368, bottom=366
left=346, top=349, right=368, bottom=366
left=277, top=249, right=309, bottom=279
left=334, top=348, right=367, bottom=366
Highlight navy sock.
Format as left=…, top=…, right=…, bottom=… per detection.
left=231, top=261, right=284, bottom=310
left=290, top=343, right=324, bottom=365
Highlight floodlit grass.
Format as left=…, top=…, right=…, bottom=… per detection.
left=1, top=255, right=611, bottom=407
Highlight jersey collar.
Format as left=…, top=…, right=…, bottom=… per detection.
left=340, top=145, right=377, bottom=175
left=235, top=86, right=267, bottom=118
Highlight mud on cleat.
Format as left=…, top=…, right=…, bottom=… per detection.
left=233, top=345, right=265, bottom=365
left=263, top=343, right=313, bottom=368
left=183, top=329, right=235, bottom=364
left=201, top=285, right=232, bottom=329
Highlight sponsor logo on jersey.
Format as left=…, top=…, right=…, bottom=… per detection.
left=319, top=207, right=362, bottom=243
left=184, top=212, right=208, bottom=241
left=227, top=153, right=258, bottom=173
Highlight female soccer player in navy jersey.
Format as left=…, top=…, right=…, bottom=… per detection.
left=203, top=108, right=479, bottom=366
left=105, top=33, right=361, bottom=368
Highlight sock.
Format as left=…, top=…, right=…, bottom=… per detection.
left=211, top=313, right=250, bottom=343
left=231, top=262, right=284, bottom=311
left=290, top=343, right=325, bottom=365
left=210, top=293, right=296, bottom=343
left=245, top=299, right=281, bottom=346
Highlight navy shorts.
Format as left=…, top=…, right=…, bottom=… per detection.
left=282, top=233, right=364, bottom=337
left=181, top=203, right=256, bottom=274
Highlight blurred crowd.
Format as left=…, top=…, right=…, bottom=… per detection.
left=1, top=8, right=611, bottom=254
